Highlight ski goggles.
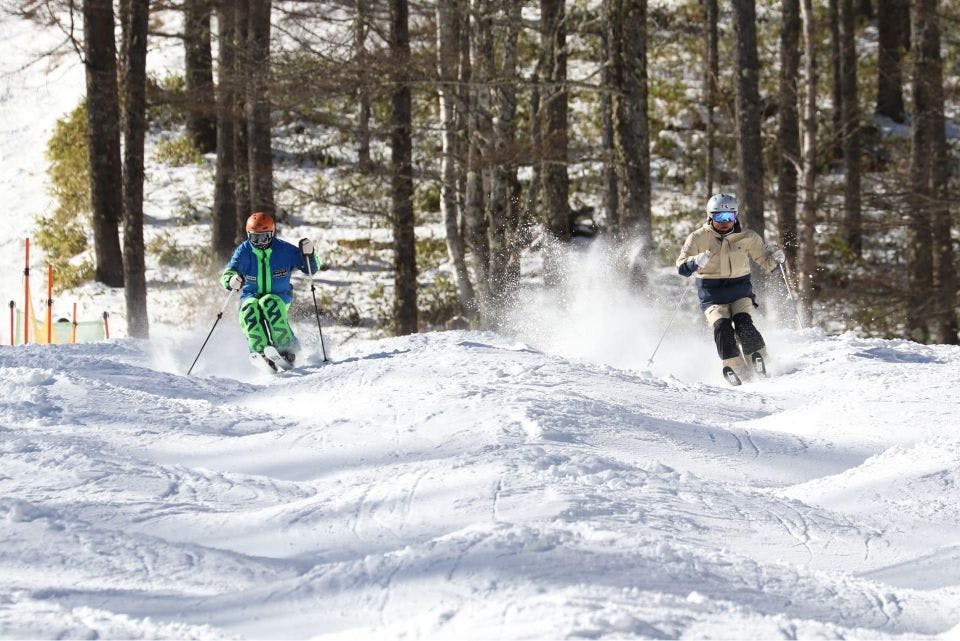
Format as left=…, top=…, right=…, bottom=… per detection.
left=710, top=211, right=737, bottom=223
left=248, top=231, right=275, bottom=247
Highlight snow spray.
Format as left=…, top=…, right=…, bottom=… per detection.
left=501, top=237, right=714, bottom=383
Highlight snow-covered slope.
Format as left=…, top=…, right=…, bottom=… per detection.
left=1, top=329, right=958, bottom=639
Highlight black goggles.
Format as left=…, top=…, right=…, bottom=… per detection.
left=248, top=231, right=274, bottom=246
left=710, top=211, right=737, bottom=223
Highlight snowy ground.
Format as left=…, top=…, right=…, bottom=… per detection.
left=1, top=327, right=959, bottom=639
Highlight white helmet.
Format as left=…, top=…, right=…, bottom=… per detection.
left=706, top=193, right=738, bottom=216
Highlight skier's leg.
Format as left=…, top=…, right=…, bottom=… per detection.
left=258, top=294, right=296, bottom=352
left=705, top=305, right=743, bottom=372
left=239, top=298, right=270, bottom=354
left=730, top=297, right=766, bottom=357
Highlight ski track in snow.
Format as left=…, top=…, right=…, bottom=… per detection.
left=1, top=330, right=959, bottom=639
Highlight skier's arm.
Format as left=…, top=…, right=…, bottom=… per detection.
left=299, top=253, right=320, bottom=273
left=220, top=246, right=244, bottom=290
left=748, top=234, right=780, bottom=273
left=676, top=236, right=702, bottom=277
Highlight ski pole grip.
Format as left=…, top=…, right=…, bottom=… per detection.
left=299, top=238, right=316, bottom=275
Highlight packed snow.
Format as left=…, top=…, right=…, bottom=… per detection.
left=1, top=326, right=959, bottom=639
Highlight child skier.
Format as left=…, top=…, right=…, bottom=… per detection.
left=221, top=212, right=319, bottom=372
left=676, top=193, right=785, bottom=385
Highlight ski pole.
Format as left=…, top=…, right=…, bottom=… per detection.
left=300, top=241, right=328, bottom=362
left=777, top=261, right=804, bottom=331
left=187, top=288, right=236, bottom=375
left=647, top=277, right=696, bottom=367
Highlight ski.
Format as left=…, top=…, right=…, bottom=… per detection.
left=750, top=351, right=767, bottom=378
left=263, top=345, right=294, bottom=371
left=249, top=352, right=279, bottom=375
left=722, top=366, right=742, bottom=386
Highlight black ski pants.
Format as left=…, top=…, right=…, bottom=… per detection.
left=705, top=299, right=766, bottom=360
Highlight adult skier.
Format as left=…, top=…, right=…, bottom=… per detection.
left=221, top=212, right=320, bottom=372
left=676, top=194, right=785, bottom=385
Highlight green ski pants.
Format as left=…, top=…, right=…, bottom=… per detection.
left=239, top=294, right=295, bottom=354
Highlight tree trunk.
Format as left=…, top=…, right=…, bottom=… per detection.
left=731, top=0, right=764, bottom=234
left=355, top=0, right=371, bottom=169
left=600, top=0, right=619, bottom=238
left=234, top=0, right=251, bottom=229
left=488, top=0, right=522, bottom=308
left=524, top=62, right=542, bottom=257
left=798, top=0, right=818, bottom=325
left=456, top=4, right=472, bottom=263
left=212, top=0, right=237, bottom=258
left=83, top=0, right=125, bottom=287
left=777, top=0, right=800, bottom=266
left=437, top=0, right=476, bottom=312
left=875, top=0, right=908, bottom=122
left=611, top=0, right=652, bottom=247
left=390, top=0, right=418, bottom=335
left=184, top=0, right=217, bottom=153
left=839, top=0, right=862, bottom=256
left=539, top=0, right=570, bottom=243
left=121, top=0, right=150, bottom=338
left=247, top=0, right=274, bottom=215
left=464, top=1, right=489, bottom=303
left=704, top=0, right=718, bottom=197
left=910, top=0, right=956, bottom=344
left=828, top=0, right=843, bottom=159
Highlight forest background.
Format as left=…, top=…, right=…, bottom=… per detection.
left=9, top=0, right=960, bottom=346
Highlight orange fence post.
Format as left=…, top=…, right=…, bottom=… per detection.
left=23, top=239, right=29, bottom=345
left=46, top=265, right=53, bottom=344
left=102, top=311, right=110, bottom=339
left=8, top=301, right=13, bottom=346
left=72, top=303, right=78, bottom=344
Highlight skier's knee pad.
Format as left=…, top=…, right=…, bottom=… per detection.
left=712, top=317, right=739, bottom=360
left=732, top=312, right=765, bottom=355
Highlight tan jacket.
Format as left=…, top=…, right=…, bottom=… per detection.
left=676, top=221, right=779, bottom=280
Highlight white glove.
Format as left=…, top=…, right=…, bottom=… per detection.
left=771, top=248, right=785, bottom=264
left=228, top=274, right=243, bottom=291
left=694, top=250, right=711, bottom=269
left=299, top=238, right=314, bottom=255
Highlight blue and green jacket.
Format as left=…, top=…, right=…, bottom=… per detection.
left=221, top=238, right=319, bottom=304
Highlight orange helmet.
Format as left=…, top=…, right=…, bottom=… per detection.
left=245, top=212, right=275, bottom=248
left=246, top=212, right=275, bottom=233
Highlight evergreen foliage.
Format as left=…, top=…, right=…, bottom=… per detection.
left=36, top=102, right=94, bottom=291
